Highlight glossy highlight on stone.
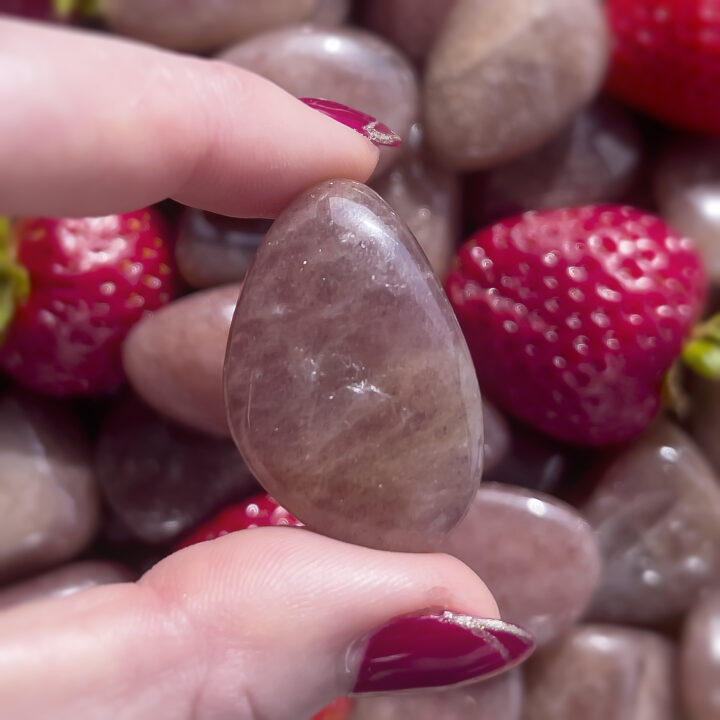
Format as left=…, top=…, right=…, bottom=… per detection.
left=583, top=419, right=720, bottom=625
left=469, top=100, right=644, bottom=224
left=442, top=483, right=600, bottom=645
left=524, top=625, right=676, bottom=720
left=224, top=179, right=483, bottom=552
left=0, top=392, right=99, bottom=581
left=221, top=26, right=418, bottom=175
left=424, top=0, right=609, bottom=171
left=654, top=137, right=720, bottom=284
left=123, top=284, right=241, bottom=436
left=96, top=398, right=257, bottom=544
left=350, top=670, right=522, bottom=720
left=372, top=123, right=460, bottom=279
left=680, top=591, right=720, bottom=720
left=0, top=561, right=135, bottom=612
left=175, top=210, right=270, bottom=289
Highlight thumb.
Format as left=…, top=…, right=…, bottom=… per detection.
left=0, top=528, right=533, bottom=720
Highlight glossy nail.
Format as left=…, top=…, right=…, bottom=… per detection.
left=300, top=97, right=402, bottom=147
left=348, top=609, right=535, bottom=694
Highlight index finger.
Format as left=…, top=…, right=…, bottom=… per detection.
left=0, top=18, right=379, bottom=218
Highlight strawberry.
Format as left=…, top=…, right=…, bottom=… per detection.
left=310, top=698, right=353, bottom=720
left=0, top=0, right=97, bottom=21
left=0, top=209, right=175, bottom=396
left=175, top=493, right=302, bottom=551
left=446, top=205, right=707, bottom=447
left=606, top=0, right=720, bottom=135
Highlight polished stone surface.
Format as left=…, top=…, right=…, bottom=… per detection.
left=524, top=625, right=676, bottom=720
left=655, top=137, right=720, bottom=284
left=481, top=401, right=510, bottom=475
left=442, top=483, right=600, bottom=646
left=372, top=124, right=459, bottom=279
left=690, top=378, right=720, bottom=476
left=350, top=670, right=522, bottom=720
left=96, top=398, right=257, bottom=544
left=123, top=284, right=241, bottom=436
left=221, top=26, right=419, bottom=176
left=0, top=393, right=99, bottom=581
left=224, top=179, right=483, bottom=551
left=424, top=0, right=608, bottom=171
left=176, top=210, right=270, bottom=289
left=101, top=0, right=321, bottom=51
left=583, top=419, right=720, bottom=625
left=361, top=0, right=457, bottom=65
left=680, top=591, right=720, bottom=720
left=310, top=0, right=350, bottom=26
left=0, top=560, right=135, bottom=611
left=470, top=101, right=644, bottom=224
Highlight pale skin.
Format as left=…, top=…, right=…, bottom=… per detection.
left=0, top=18, right=499, bottom=720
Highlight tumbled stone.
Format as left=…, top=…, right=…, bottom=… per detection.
left=221, top=26, right=419, bottom=176
left=175, top=210, right=270, bottom=289
left=123, top=285, right=241, bottom=436
left=680, top=591, right=720, bottom=720
left=442, top=483, right=600, bottom=645
left=0, top=561, right=135, bottom=611
left=0, top=393, right=99, bottom=581
left=582, top=419, right=720, bottom=625
left=361, top=0, right=457, bottom=65
left=424, top=0, right=609, bottom=171
left=655, top=137, right=720, bottom=284
left=100, top=0, right=321, bottom=52
left=96, top=398, right=257, bottom=544
left=372, top=124, right=460, bottom=279
left=469, top=100, right=644, bottom=224
left=524, top=625, right=676, bottom=720
left=224, top=179, right=483, bottom=552
left=482, top=401, right=510, bottom=475
left=351, top=670, right=522, bottom=720
left=311, top=0, right=350, bottom=26
left=690, top=378, right=720, bottom=475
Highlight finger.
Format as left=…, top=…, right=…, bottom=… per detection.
left=0, top=19, right=379, bottom=218
left=0, top=528, right=522, bottom=720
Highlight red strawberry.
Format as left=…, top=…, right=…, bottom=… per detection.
left=175, top=493, right=302, bottom=550
left=606, top=0, right=720, bottom=134
left=311, top=698, right=353, bottom=720
left=0, top=209, right=175, bottom=396
left=446, top=205, right=707, bottom=447
left=0, top=0, right=93, bottom=20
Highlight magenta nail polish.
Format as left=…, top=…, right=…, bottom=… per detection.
left=300, top=97, right=402, bottom=148
left=348, top=609, right=535, bottom=694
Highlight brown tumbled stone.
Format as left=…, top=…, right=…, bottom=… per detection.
left=224, top=179, right=483, bottom=551
left=442, top=483, right=601, bottom=646
left=123, top=285, right=241, bottom=436
left=424, top=0, right=608, bottom=171
left=524, top=625, right=676, bottom=720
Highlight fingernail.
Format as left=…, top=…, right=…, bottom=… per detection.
left=300, top=97, right=402, bottom=147
left=347, top=609, right=535, bottom=695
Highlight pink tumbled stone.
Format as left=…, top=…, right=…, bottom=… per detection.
left=482, top=401, right=511, bottom=475
left=0, top=392, right=99, bottom=581
left=655, top=137, right=720, bottom=284
left=680, top=591, right=720, bottom=720
left=524, top=625, right=676, bottom=720
left=224, top=179, right=483, bottom=552
left=0, top=561, right=135, bottom=611
left=310, top=0, right=350, bottom=26
left=221, top=26, right=419, bottom=176
left=442, top=483, right=600, bottom=645
left=424, top=0, right=609, bottom=171
left=350, top=670, right=522, bottom=720
left=469, top=101, right=644, bottom=224
left=583, top=419, right=720, bottom=625
left=96, top=398, right=257, bottom=544
left=123, top=284, right=241, bottom=436
left=372, top=124, right=460, bottom=279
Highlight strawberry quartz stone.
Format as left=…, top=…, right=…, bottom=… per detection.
left=446, top=205, right=707, bottom=446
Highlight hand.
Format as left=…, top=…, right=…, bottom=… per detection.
left=0, top=18, right=504, bottom=720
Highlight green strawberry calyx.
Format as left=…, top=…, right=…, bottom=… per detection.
left=682, top=315, right=720, bottom=380
left=52, top=0, right=100, bottom=18
left=0, top=217, right=30, bottom=338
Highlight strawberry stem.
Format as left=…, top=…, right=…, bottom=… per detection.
left=0, top=218, right=29, bottom=339
left=683, top=314, right=720, bottom=380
